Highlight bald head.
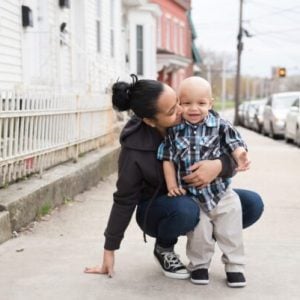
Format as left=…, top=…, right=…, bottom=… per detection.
left=178, top=76, right=212, bottom=100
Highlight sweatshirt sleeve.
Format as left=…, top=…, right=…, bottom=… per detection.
left=104, top=148, right=142, bottom=250
left=218, top=153, right=237, bottom=178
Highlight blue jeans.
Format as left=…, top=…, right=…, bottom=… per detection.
left=136, top=189, right=264, bottom=248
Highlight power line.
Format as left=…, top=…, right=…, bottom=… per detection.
left=245, top=2, right=300, bottom=20
left=249, top=35, right=300, bottom=64
left=246, top=22, right=300, bottom=43
left=250, top=27, right=300, bottom=36
left=247, top=0, right=300, bottom=13
left=255, top=31, right=300, bottom=44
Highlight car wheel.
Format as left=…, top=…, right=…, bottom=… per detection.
left=285, top=133, right=292, bottom=144
left=269, top=123, right=275, bottom=139
left=270, top=123, right=278, bottom=139
left=262, top=125, right=267, bottom=136
left=296, top=126, right=300, bottom=147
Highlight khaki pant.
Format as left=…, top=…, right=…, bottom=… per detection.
left=186, top=186, right=245, bottom=273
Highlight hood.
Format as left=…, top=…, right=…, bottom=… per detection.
left=120, top=115, right=163, bottom=151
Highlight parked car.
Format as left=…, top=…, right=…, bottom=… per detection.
left=285, top=97, right=300, bottom=146
left=252, top=98, right=267, bottom=132
left=244, top=99, right=266, bottom=129
left=262, top=92, right=300, bottom=138
left=238, top=101, right=251, bottom=126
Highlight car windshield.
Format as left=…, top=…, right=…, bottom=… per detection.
left=273, top=95, right=299, bottom=109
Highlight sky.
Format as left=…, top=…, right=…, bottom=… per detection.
left=191, top=0, right=300, bottom=78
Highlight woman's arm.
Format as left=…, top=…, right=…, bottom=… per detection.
left=84, top=148, right=143, bottom=277
left=218, top=152, right=237, bottom=177
left=182, top=153, right=236, bottom=188
left=104, top=148, right=142, bottom=250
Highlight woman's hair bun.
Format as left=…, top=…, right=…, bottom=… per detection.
left=112, top=81, right=131, bottom=111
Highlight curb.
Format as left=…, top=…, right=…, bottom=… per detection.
left=0, top=211, right=12, bottom=243
left=0, top=144, right=120, bottom=244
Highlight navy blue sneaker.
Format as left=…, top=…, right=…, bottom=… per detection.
left=226, top=272, right=247, bottom=287
left=191, top=268, right=209, bottom=285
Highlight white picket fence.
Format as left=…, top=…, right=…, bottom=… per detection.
left=0, top=90, right=116, bottom=187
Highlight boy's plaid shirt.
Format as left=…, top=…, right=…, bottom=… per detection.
left=157, top=111, right=247, bottom=212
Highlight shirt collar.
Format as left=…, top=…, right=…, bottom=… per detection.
left=181, top=111, right=217, bottom=128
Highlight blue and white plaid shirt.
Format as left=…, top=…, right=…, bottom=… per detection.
left=157, top=111, right=247, bottom=212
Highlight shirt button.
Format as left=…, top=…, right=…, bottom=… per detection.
left=193, top=146, right=196, bottom=150
left=193, top=131, right=197, bottom=134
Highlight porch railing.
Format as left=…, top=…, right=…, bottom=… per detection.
left=0, top=90, right=116, bottom=187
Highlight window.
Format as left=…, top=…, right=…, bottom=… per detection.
left=136, top=25, right=144, bottom=75
left=166, top=17, right=171, bottom=50
left=157, top=16, right=161, bottom=48
left=96, top=0, right=101, bottom=52
left=110, top=0, right=115, bottom=57
left=173, top=21, right=178, bottom=53
left=179, top=25, right=184, bottom=55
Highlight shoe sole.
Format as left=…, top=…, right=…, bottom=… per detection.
left=154, top=256, right=190, bottom=280
left=227, top=282, right=247, bottom=288
left=190, top=278, right=209, bottom=285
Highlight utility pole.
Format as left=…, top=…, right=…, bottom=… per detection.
left=234, top=0, right=244, bottom=125
left=221, top=55, right=226, bottom=113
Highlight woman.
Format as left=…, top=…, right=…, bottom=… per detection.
left=84, top=75, right=263, bottom=279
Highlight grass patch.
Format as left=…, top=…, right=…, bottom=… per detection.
left=213, top=100, right=235, bottom=112
left=38, top=202, right=52, bottom=217
left=63, top=196, right=73, bottom=205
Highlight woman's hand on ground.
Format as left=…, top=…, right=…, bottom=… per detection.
left=84, top=249, right=115, bottom=278
left=183, top=159, right=222, bottom=188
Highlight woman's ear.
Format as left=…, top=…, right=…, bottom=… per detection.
left=143, top=117, right=156, bottom=128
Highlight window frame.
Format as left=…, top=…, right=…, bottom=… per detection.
left=136, top=24, right=144, bottom=76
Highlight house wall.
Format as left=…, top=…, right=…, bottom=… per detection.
left=0, top=0, right=23, bottom=89
left=0, top=0, right=125, bottom=98
left=127, top=7, right=157, bottom=79
left=151, top=0, right=191, bottom=59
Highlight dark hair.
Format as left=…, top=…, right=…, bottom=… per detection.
left=112, top=74, right=164, bottom=119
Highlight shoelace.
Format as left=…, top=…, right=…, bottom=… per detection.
left=161, top=252, right=184, bottom=270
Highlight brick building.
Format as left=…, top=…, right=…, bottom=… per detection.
left=150, top=0, right=198, bottom=90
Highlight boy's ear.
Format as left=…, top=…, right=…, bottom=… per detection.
left=143, top=117, right=156, bottom=128
left=210, top=98, right=215, bottom=108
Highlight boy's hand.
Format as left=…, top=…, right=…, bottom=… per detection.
left=168, top=187, right=186, bottom=197
left=236, top=151, right=251, bottom=172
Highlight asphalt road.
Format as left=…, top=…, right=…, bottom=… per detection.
left=0, top=126, right=299, bottom=300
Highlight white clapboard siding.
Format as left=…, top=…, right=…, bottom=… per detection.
left=58, top=4, right=72, bottom=89
left=0, top=0, right=22, bottom=87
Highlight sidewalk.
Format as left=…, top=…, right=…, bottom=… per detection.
left=0, top=128, right=300, bottom=300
